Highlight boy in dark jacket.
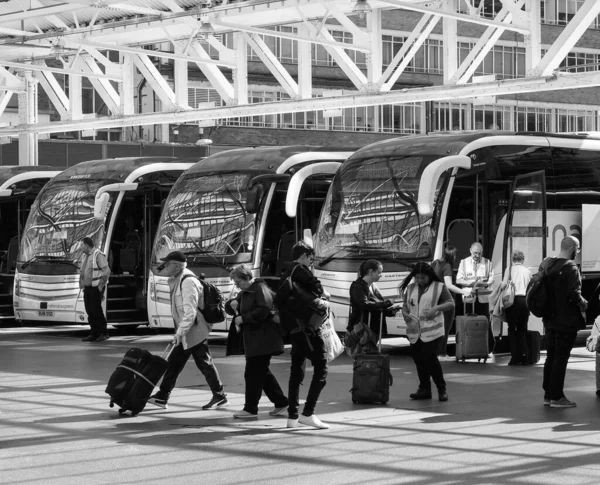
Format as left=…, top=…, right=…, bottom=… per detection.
left=541, top=236, right=587, bottom=408
left=278, top=241, right=330, bottom=429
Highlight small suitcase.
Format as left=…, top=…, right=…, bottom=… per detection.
left=351, top=314, right=393, bottom=404
left=526, top=330, right=541, bottom=364
left=105, top=344, right=173, bottom=416
left=455, top=300, right=489, bottom=363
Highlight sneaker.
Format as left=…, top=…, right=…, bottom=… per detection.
left=438, top=391, right=448, bottom=402
left=287, top=418, right=301, bottom=428
left=298, top=414, right=330, bottom=429
left=550, top=397, right=577, bottom=408
left=233, top=410, right=258, bottom=419
left=95, top=334, right=110, bottom=342
left=148, top=392, right=169, bottom=409
left=543, top=395, right=551, bottom=406
left=409, top=389, right=432, bottom=400
left=81, top=335, right=96, bottom=342
left=202, top=394, right=228, bottom=410
left=268, top=405, right=288, bottom=416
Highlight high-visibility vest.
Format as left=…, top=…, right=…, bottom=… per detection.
left=90, top=249, right=104, bottom=287
left=404, top=281, right=445, bottom=344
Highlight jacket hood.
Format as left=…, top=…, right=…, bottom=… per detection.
left=542, top=257, right=570, bottom=276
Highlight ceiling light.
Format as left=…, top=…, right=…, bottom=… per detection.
left=198, top=21, right=215, bottom=37
left=352, top=0, right=372, bottom=19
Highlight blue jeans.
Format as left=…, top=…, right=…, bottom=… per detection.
left=543, top=328, right=577, bottom=400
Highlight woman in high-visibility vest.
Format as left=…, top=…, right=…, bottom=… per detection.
left=400, top=262, right=455, bottom=402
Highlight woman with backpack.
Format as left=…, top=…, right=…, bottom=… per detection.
left=432, top=245, right=471, bottom=358
left=225, top=264, right=289, bottom=419
left=400, top=262, right=455, bottom=401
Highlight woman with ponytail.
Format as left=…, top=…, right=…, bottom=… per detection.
left=348, top=259, right=398, bottom=339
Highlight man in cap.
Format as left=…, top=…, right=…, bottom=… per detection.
left=79, top=237, right=111, bottom=342
left=148, top=251, right=228, bottom=410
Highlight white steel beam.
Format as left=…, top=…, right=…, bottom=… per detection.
left=379, top=0, right=530, bottom=34
left=381, top=13, right=441, bottom=91
left=132, top=53, right=181, bottom=111
left=450, top=0, right=525, bottom=84
left=328, top=7, right=369, bottom=46
left=232, top=32, right=248, bottom=105
left=244, top=32, right=299, bottom=99
left=30, top=0, right=70, bottom=30
left=297, top=24, right=312, bottom=99
left=0, top=59, right=121, bottom=81
left=74, top=55, right=120, bottom=114
left=367, top=8, right=382, bottom=86
left=105, top=4, right=166, bottom=16
left=79, top=46, right=123, bottom=79
left=524, top=0, right=542, bottom=71
left=530, top=0, right=600, bottom=77
left=18, top=73, right=38, bottom=166
left=443, top=0, right=458, bottom=83
left=5, top=71, right=600, bottom=136
left=69, top=71, right=82, bottom=120
left=0, top=66, right=25, bottom=92
left=0, top=4, right=75, bottom=24
left=188, top=41, right=235, bottom=104
left=214, top=20, right=371, bottom=52
left=32, top=62, right=69, bottom=119
left=119, top=53, right=135, bottom=116
left=0, top=90, right=12, bottom=117
left=173, top=42, right=188, bottom=109
left=77, top=40, right=236, bottom=68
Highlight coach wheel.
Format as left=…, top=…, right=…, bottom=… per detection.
left=478, top=358, right=481, bottom=362
left=455, top=357, right=459, bottom=363
left=461, top=358, right=466, bottom=363
left=483, top=358, right=488, bottom=363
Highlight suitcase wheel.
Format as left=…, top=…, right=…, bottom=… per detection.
left=455, top=357, right=459, bottom=363
left=483, top=358, right=487, bottom=364
left=461, top=357, right=465, bottom=363
left=109, top=401, right=114, bottom=408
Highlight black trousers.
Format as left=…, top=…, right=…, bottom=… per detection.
left=244, top=354, right=288, bottom=414
left=411, top=337, right=446, bottom=392
left=505, top=296, right=529, bottom=361
left=288, top=331, right=328, bottom=419
left=83, top=286, right=107, bottom=336
left=543, top=328, right=577, bottom=401
left=160, top=341, right=224, bottom=397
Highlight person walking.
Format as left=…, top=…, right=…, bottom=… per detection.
left=79, top=237, right=111, bottom=342
left=278, top=241, right=330, bottom=430
left=501, top=250, right=532, bottom=366
left=348, top=259, right=398, bottom=339
left=400, top=262, right=455, bottom=402
left=225, top=265, right=288, bottom=419
left=541, top=236, right=587, bottom=408
left=148, top=251, right=227, bottom=411
left=432, top=245, right=470, bottom=358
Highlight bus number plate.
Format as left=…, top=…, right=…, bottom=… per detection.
left=39, top=310, right=54, bottom=318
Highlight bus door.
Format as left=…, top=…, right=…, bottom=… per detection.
left=503, top=170, right=547, bottom=286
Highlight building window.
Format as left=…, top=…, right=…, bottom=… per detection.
left=458, top=43, right=526, bottom=79
left=516, top=107, right=553, bottom=132
left=247, top=26, right=298, bottom=63
left=380, top=104, right=422, bottom=133
left=473, top=105, right=513, bottom=130
left=555, top=108, right=596, bottom=132
left=382, top=35, right=442, bottom=74
left=432, top=102, right=470, bottom=131
left=542, top=0, right=600, bottom=28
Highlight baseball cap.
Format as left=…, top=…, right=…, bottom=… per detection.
left=160, top=251, right=187, bottom=263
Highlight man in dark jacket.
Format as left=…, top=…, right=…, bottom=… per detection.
left=278, top=241, right=330, bottom=429
left=541, top=236, right=587, bottom=408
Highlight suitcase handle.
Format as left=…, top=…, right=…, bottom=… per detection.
left=161, top=343, right=176, bottom=360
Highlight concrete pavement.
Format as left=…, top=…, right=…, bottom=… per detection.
left=1, top=326, right=600, bottom=485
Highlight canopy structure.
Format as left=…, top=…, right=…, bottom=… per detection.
left=0, top=0, right=599, bottom=164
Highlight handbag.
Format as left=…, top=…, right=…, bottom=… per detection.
left=502, top=271, right=515, bottom=309
left=586, top=317, right=600, bottom=352
left=320, top=312, right=344, bottom=362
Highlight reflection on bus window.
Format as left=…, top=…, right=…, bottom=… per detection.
left=152, top=173, right=255, bottom=262
left=19, top=180, right=110, bottom=264
left=315, top=156, right=449, bottom=260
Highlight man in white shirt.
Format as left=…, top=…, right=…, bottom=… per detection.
left=456, top=242, right=494, bottom=304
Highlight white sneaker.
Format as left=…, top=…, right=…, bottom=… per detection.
left=287, top=418, right=302, bottom=428
left=298, top=414, right=330, bottom=429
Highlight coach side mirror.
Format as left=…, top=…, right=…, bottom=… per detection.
left=94, top=192, right=110, bottom=221
left=246, top=184, right=264, bottom=214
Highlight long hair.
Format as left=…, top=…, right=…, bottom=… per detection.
left=399, top=262, right=442, bottom=294
left=358, top=259, right=382, bottom=278
left=439, top=245, right=458, bottom=267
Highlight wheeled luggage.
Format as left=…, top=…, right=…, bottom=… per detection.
left=526, top=330, right=541, bottom=364
left=351, top=314, right=393, bottom=404
left=105, top=344, right=173, bottom=416
left=455, top=300, right=489, bottom=363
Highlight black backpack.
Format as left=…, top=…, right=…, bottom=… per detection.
left=526, top=260, right=566, bottom=318
left=181, top=274, right=226, bottom=324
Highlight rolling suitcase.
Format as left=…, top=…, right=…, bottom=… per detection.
left=455, top=299, right=489, bottom=363
left=351, top=314, right=393, bottom=404
left=105, top=344, right=174, bottom=416
left=526, top=330, right=541, bottom=364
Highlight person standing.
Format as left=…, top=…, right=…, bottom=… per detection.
left=148, top=251, right=228, bottom=411
left=541, top=236, right=587, bottom=408
left=432, top=245, right=470, bottom=358
left=225, top=265, right=288, bottom=419
left=79, top=237, right=111, bottom=342
left=400, top=262, right=455, bottom=401
left=278, top=241, right=330, bottom=430
left=349, top=259, right=397, bottom=339
left=456, top=242, right=495, bottom=351
left=501, top=250, right=532, bottom=366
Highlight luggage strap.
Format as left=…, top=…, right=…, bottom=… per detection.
left=118, top=364, right=159, bottom=388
